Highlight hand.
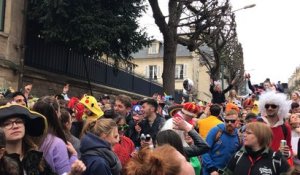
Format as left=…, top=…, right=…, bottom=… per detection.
left=231, top=78, right=236, bottom=85
left=24, top=84, right=32, bottom=93
left=210, top=171, right=219, bottom=175
left=63, top=84, right=70, bottom=94
left=279, top=145, right=290, bottom=157
left=173, top=117, right=192, bottom=132
left=135, top=124, right=142, bottom=133
left=130, top=150, right=138, bottom=158
left=140, top=138, right=153, bottom=149
left=66, top=142, right=77, bottom=156
left=295, top=127, right=300, bottom=133
left=69, top=160, right=86, bottom=175
left=204, top=105, right=210, bottom=115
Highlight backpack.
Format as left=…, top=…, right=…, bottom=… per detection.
left=231, top=150, right=282, bottom=174
left=212, top=127, right=242, bottom=148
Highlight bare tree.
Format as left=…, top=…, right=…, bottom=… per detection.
left=148, top=0, right=233, bottom=95
left=223, top=38, right=245, bottom=89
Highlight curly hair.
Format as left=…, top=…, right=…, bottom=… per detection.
left=258, top=91, right=289, bottom=120
left=125, top=145, right=182, bottom=175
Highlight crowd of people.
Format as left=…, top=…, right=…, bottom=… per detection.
left=0, top=75, right=300, bottom=175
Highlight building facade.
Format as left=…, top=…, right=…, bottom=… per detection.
left=0, top=0, right=25, bottom=93
left=131, top=40, right=211, bottom=102
left=288, top=65, right=300, bottom=92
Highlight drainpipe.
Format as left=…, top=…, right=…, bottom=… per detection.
left=18, top=0, right=28, bottom=90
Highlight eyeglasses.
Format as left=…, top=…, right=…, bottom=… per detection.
left=118, top=124, right=129, bottom=131
left=1, top=119, right=24, bottom=129
left=265, top=104, right=278, bottom=109
left=224, top=119, right=236, bottom=124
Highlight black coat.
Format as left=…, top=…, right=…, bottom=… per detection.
left=6, top=150, right=57, bottom=175
left=139, top=114, right=165, bottom=146
left=223, top=147, right=290, bottom=175
left=210, top=84, right=233, bottom=104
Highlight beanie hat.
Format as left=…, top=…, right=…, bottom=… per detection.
left=80, top=95, right=104, bottom=117
left=181, top=102, right=200, bottom=118
left=225, top=102, right=240, bottom=114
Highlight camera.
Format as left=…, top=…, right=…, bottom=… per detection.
left=140, top=133, right=151, bottom=142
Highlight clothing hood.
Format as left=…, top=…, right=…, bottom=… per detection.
left=80, top=132, right=111, bottom=153
left=80, top=132, right=122, bottom=175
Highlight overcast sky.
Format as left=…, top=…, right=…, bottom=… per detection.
left=139, top=0, right=300, bottom=84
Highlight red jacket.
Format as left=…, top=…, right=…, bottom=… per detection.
left=113, top=136, right=135, bottom=166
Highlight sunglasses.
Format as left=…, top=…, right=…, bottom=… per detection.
left=118, top=124, right=129, bottom=131
left=265, top=104, right=278, bottom=109
left=224, top=119, right=237, bottom=123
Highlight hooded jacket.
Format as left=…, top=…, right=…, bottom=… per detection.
left=80, top=132, right=122, bottom=175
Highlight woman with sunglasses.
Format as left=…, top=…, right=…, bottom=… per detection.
left=80, top=118, right=121, bottom=175
left=223, top=122, right=290, bottom=175
left=113, top=116, right=135, bottom=167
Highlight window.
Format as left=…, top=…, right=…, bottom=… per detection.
left=0, top=0, right=5, bottom=31
left=175, top=64, right=187, bottom=79
left=149, top=65, right=157, bottom=80
left=145, top=65, right=160, bottom=80
left=148, top=42, right=159, bottom=54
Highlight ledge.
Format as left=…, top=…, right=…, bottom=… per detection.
left=0, top=32, right=9, bottom=38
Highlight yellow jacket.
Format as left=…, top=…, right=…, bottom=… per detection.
left=197, top=115, right=223, bottom=139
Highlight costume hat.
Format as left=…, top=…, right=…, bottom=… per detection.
left=182, top=102, right=200, bottom=118
left=0, top=104, right=47, bottom=137
left=80, top=95, right=104, bottom=117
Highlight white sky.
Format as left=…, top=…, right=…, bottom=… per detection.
left=139, top=0, right=300, bottom=84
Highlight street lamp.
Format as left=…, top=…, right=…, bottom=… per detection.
left=232, top=4, right=256, bottom=13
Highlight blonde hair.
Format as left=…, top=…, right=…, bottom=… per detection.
left=246, top=122, right=273, bottom=148
left=82, top=118, right=117, bottom=137
left=125, top=145, right=181, bottom=175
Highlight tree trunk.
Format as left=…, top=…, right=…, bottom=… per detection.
left=162, top=36, right=177, bottom=96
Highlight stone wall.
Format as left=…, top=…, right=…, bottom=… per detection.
left=0, top=0, right=24, bottom=92
left=22, top=67, right=148, bottom=100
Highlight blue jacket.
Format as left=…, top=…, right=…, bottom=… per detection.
left=202, top=123, right=240, bottom=175
left=80, top=132, right=121, bottom=175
